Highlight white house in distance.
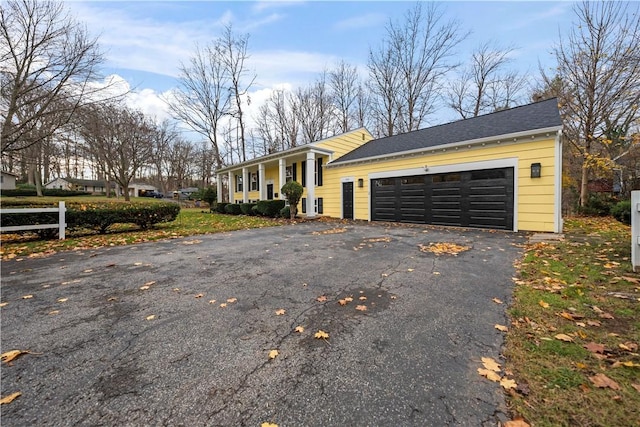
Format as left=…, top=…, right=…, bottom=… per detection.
left=1, top=171, right=18, bottom=190
left=45, top=177, right=157, bottom=197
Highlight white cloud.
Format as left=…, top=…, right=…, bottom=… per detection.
left=250, top=50, right=340, bottom=88
left=333, top=12, right=387, bottom=32
left=251, top=0, right=306, bottom=14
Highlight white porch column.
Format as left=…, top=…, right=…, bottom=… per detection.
left=216, top=174, right=223, bottom=202
left=278, top=158, right=286, bottom=199
left=227, top=171, right=233, bottom=203
left=242, top=167, right=248, bottom=203
left=258, top=163, right=266, bottom=200
left=306, top=152, right=316, bottom=217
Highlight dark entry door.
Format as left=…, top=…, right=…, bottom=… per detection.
left=342, top=181, right=354, bottom=219
left=267, top=184, right=273, bottom=200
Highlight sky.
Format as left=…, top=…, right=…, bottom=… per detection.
left=66, top=0, right=578, bottom=135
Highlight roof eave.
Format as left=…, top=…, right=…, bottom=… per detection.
left=327, top=125, right=563, bottom=168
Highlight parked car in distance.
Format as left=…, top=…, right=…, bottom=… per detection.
left=142, top=190, right=164, bottom=198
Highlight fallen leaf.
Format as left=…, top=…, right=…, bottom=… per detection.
left=492, top=298, right=503, bottom=304
left=275, top=309, right=286, bottom=316
left=316, top=295, right=327, bottom=302
left=0, top=392, right=21, bottom=405
left=419, top=242, right=470, bottom=255
left=134, top=262, right=142, bottom=266
left=268, top=349, right=279, bottom=359
left=538, top=300, right=550, bottom=309
left=0, top=302, right=7, bottom=307
left=261, top=423, right=278, bottom=427
left=359, top=296, right=367, bottom=301
left=587, top=320, right=601, bottom=327
left=589, top=373, right=620, bottom=390
left=619, top=342, right=638, bottom=351
left=208, top=299, right=217, bottom=304
left=576, top=362, right=588, bottom=369
left=1, top=350, right=32, bottom=364
left=294, top=326, right=304, bottom=333
left=559, top=312, right=575, bottom=321
left=219, top=303, right=227, bottom=308
left=21, top=295, right=33, bottom=300
left=145, top=315, right=155, bottom=321
left=338, top=299, right=348, bottom=306
left=140, top=286, right=150, bottom=290
left=57, top=298, right=68, bottom=303
left=632, top=384, right=640, bottom=393
left=500, top=377, right=518, bottom=390
left=314, top=330, right=329, bottom=339
left=172, top=288, right=180, bottom=292
left=143, top=281, right=156, bottom=287
left=584, top=342, right=605, bottom=353
left=495, top=324, right=508, bottom=332
left=554, top=333, right=574, bottom=342
left=407, top=268, right=414, bottom=272
left=83, top=269, right=93, bottom=273
left=355, top=305, right=367, bottom=311
left=612, top=361, right=640, bottom=368
left=344, top=297, right=354, bottom=302
left=48, top=310, right=59, bottom=315
left=107, top=297, right=117, bottom=302
left=481, top=357, right=501, bottom=372
left=227, top=297, right=237, bottom=303
left=504, top=418, right=530, bottom=427
left=599, top=312, right=615, bottom=319
left=477, top=368, right=501, bottom=382
left=195, top=293, right=204, bottom=298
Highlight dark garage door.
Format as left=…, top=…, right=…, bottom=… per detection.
left=371, top=167, right=514, bottom=230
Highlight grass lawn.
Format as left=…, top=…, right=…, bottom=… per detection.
left=506, top=216, right=639, bottom=426
left=0, top=196, right=280, bottom=259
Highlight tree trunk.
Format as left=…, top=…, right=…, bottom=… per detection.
left=580, top=161, right=589, bottom=207
left=35, top=165, right=43, bottom=197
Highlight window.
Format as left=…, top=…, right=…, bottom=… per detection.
left=250, top=172, right=259, bottom=191
left=471, top=169, right=505, bottom=180
left=315, top=158, right=323, bottom=186
left=401, top=176, right=424, bottom=185
left=301, top=161, right=307, bottom=187
left=376, top=178, right=394, bottom=187
left=286, top=163, right=297, bottom=182
left=432, top=173, right=460, bottom=183
left=236, top=175, right=243, bottom=192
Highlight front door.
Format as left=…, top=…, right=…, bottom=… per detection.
left=267, top=184, right=273, bottom=200
left=342, top=181, right=354, bottom=219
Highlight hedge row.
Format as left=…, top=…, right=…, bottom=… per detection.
left=212, top=200, right=285, bottom=218
left=1, top=201, right=180, bottom=237
left=0, top=188, right=91, bottom=197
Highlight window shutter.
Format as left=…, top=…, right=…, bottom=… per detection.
left=301, top=161, right=306, bottom=187
left=301, top=197, right=306, bottom=213
left=292, top=163, right=297, bottom=182
left=317, top=158, right=323, bottom=186
left=317, top=198, right=323, bottom=214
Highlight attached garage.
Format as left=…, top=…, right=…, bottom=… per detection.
left=324, top=98, right=564, bottom=233
left=371, top=167, right=514, bottom=230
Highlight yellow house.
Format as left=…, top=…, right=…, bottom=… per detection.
left=215, top=128, right=374, bottom=217
left=217, top=98, right=563, bottom=233
left=325, top=98, right=563, bottom=233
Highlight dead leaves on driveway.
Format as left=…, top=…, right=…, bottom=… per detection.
left=419, top=242, right=470, bottom=256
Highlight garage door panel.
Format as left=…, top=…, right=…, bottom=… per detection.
left=371, top=167, right=513, bottom=230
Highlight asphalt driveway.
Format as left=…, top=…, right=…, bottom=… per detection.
left=1, top=221, right=525, bottom=426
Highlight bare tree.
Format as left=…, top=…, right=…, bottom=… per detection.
left=447, top=41, right=527, bottom=119
left=219, top=25, right=255, bottom=163
left=255, top=88, right=299, bottom=152
left=369, top=3, right=466, bottom=135
left=329, top=60, right=360, bottom=132
left=80, top=103, right=153, bottom=201
left=0, top=0, right=107, bottom=155
left=293, top=72, right=336, bottom=143
left=550, top=0, right=640, bottom=206
left=149, top=120, right=179, bottom=194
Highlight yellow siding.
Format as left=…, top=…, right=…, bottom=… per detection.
left=315, top=129, right=373, bottom=160
left=323, top=137, right=558, bottom=232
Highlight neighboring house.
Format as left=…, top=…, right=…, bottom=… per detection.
left=218, top=98, right=564, bottom=233
left=126, top=182, right=157, bottom=197
left=45, top=177, right=109, bottom=194
left=173, top=187, right=199, bottom=199
left=0, top=171, right=18, bottom=190
left=216, top=128, right=374, bottom=216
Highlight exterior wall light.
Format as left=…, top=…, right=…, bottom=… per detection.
left=358, top=178, right=364, bottom=188
left=531, top=163, right=542, bottom=178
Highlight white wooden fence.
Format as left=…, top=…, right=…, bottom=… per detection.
left=0, top=201, right=66, bottom=239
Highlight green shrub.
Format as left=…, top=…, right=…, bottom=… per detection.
left=224, top=203, right=242, bottom=215
left=215, top=202, right=228, bottom=214
left=578, top=193, right=617, bottom=216
left=280, top=206, right=292, bottom=218
left=255, top=200, right=285, bottom=217
left=251, top=205, right=259, bottom=215
left=281, top=181, right=303, bottom=219
left=611, top=199, right=631, bottom=225
left=240, top=203, right=256, bottom=215
left=1, top=201, right=180, bottom=236
left=202, top=187, right=217, bottom=208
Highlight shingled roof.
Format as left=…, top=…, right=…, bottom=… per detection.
left=331, top=98, right=562, bottom=165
